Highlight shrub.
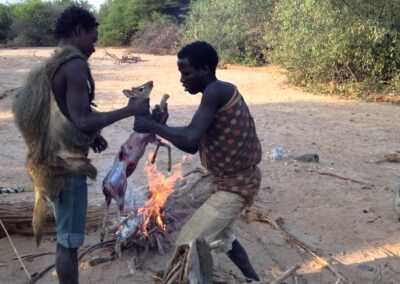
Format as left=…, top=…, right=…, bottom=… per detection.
left=130, top=20, right=179, bottom=54
left=182, top=0, right=275, bottom=66
left=8, top=0, right=58, bottom=46
left=98, top=0, right=187, bottom=46
left=265, top=0, right=400, bottom=95
left=0, top=4, right=12, bottom=43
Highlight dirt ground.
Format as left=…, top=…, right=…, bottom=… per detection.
left=2, top=47, right=400, bottom=284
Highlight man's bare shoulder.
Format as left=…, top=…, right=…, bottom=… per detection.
left=56, top=57, right=88, bottom=79
left=205, top=80, right=236, bottom=95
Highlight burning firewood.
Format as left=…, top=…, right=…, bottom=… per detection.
left=101, top=81, right=171, bottom=246
left=96, top=166, right=212, bottom=270
left=10, top=170, right=211, bottom=283
left=108, top=160, right=183, bottom=267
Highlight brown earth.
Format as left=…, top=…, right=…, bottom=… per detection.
left=1, top=47, right=400, bottom=283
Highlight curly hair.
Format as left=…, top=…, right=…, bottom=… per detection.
left=177, top=41, right=219, bottom=75
left=55, top=6, right=98, bottom=40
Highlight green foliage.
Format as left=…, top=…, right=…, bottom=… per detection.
left=130, top=19, right=179, bottom=54
left=0, top=4, right=12, bottom=43
left=182, top=0, right=275, bottom=66
left=265, top=0, right=400, bottom=95
left=98, top=0, right=185, bottom=46
left=9, top=0, right=59, bottom=46
left=7, top=0, right=93, bottom=46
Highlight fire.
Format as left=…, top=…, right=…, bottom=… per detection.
left=137, top=156, right=183, bottom=236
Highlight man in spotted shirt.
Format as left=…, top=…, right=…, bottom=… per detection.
left=134, top=41, right=262, bottom=282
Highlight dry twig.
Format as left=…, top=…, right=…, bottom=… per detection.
left=30, top=239, right=116, bottom=283
left=242, top=208, right=348, bottom=284
left=13, top=252, right=54, bottom=260
left=0, top=218, right=31, bottom=281
left=270, top=264, right=301, bottom=284
left=309, top=169, right=372, bottom=186
left=103, top=49, right=141, bottom=64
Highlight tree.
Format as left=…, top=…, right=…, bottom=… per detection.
left=265, top=0, right=400, bottom=94
left=182, top=0, right=275, bottom=65
left=0, top=4, right=12, bottom=43
left=98, top=0, right=188, bottom=46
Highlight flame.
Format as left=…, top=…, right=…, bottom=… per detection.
left=137, top=155, right=183, bottom=236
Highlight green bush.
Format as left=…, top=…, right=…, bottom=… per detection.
left=8, top=0, right=58, bottom=46
left=4, top=0, right=93, bottom=46
left=130, top=19, right=179, bottom=54
left=182, top=0, right=275, bottom=66
left=0, top=4, right=12, bottom=43
left=98, top=0, right=186, bottom=46
left=265, top=0, right=400, bottom=95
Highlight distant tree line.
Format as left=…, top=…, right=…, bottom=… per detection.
left=1, top=0, right=400, bottom=95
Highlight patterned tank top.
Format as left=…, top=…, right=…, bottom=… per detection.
left=199, top=88, right=262, bottom=176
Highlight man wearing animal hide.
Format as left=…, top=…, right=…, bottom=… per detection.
left=134, top=41, right=262, bottom=282
left=12, top=6, right=149, bottom=284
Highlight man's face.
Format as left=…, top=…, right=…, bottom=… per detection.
left=177, top=57, right=205, bottom=95
left=77, top=27, right=98, bottom=59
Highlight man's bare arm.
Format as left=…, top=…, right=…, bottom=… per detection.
left=134, top=87, right=219, bottom=152
left=63, top=59, right=149, bottom=133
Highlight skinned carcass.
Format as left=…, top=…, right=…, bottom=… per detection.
left=101, top=81, right=170, bottom=243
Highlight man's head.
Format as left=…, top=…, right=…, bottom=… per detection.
left=177, top=41, right=219, bottom=94
left=55, top=6, right=98, bottom=58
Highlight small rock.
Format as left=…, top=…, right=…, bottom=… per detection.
left=357, top=264, right=374, bottom=272
left=295, top=153, right=319, bottom=163
left=361, top=184, right=372, bottom=190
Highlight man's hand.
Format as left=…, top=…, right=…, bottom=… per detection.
left=126, top=97, right=150, bottom=116
left=91, top=135, right=108, bottom=153
left=134, top=114, right=156, bottom=133
left=152, top=104, right=169, bottom=124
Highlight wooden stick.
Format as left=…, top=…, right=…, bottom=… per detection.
left=164, top=262, right=182, bottom=283
left=270, top=264, right=300, bottom=284
left=0, top=218, right=31, bottom=281
left=243, top=209, right=348, bottom=283
left=151, top=94, right=170, bottom=165
left=309, top=169, right=372, bottom=186
left=151, top=145, right=160, bottom=164
left=30, top=239, right=116, bottom=283
left=13, top=252, right=54, bottom=260
left=183, top=168, right=205, bottom=177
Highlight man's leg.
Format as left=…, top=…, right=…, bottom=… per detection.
left=56, top=243, right=78, bottom=284
left=227, top=239, right=260, bottom=281
left=54, top=176, right=88, bottom=284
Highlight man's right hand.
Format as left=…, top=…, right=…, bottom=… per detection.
left=126, top=97, right=150, bottom=116
left=152, top=104, right=169, bottom=124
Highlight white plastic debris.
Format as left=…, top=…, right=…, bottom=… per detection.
left=271, top=147, right=286, bottom=160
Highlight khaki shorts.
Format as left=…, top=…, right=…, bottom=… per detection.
left=176, top=190, right=246, bottom=253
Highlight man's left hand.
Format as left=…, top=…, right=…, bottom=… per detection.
left=134, top=114, right=156, bottom=133
left=91, top=134, right=108, bottom=153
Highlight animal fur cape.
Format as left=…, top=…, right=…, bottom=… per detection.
left=12, top=46, right=98, bottom=246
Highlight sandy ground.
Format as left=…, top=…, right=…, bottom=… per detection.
left=2, top=47, right=400, bottom=283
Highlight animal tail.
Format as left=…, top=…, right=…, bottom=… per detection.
left=32, top=186, right=48, bottom=247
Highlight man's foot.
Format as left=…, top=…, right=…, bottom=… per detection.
left=227, top=239, right=260, bottom=281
